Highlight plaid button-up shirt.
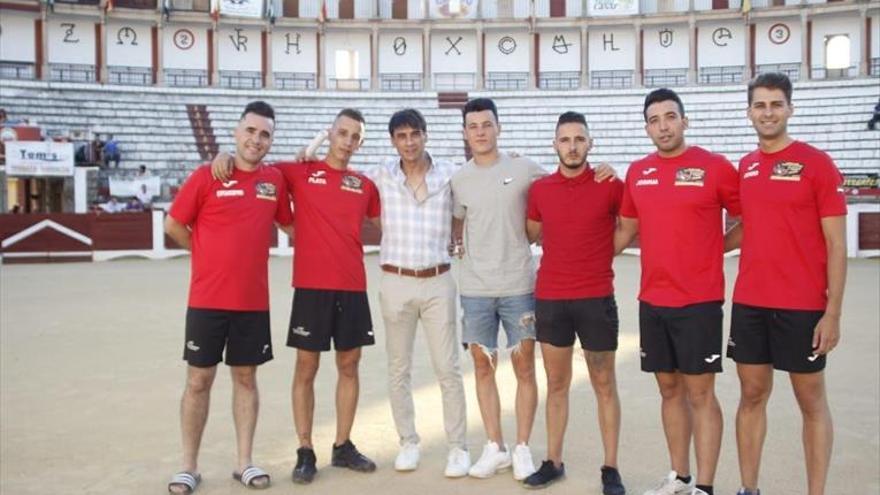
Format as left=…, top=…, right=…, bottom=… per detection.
left=368, top=154, right=455, bottom=270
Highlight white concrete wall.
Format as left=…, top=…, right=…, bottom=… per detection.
left=810, top=14, right=861, bottom=70
left=588, top=28, right=635, bottom=71
left=106, top=22, right=152, bottom=68
left=379, top=31, right=422, bottom=73
left=162, top=24, right=208, bottom=70
left=485, top=30, right=530, bottom=72
left=539, top=29, right=580, bottom=72
left=48, top=18, right=96, bottom=65
left=872, top=15, right=880, bottom=61
left=0, top=13, right=36, bottom=63
left=754, top=18, right=801, bottom=65
left=430, top=30, right=477, bottom=73
left=428, top=0, right=478, bottom=19
left=643, top=24, right=689, bottom=70
left=698, top=21, right=745, bottom=68
left=217, top=26, right=262, bottom=71
left=272, top=28, right=317, bottom=73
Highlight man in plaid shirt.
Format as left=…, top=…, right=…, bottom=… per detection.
left=368, top=109, right=471, bottom=478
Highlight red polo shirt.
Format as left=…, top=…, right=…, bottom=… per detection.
left=528, top=167, right=623, bottom=299
left=169, top=164, right=293, bottom=311
left=276, top=160, right=380, bottom=292
left=733, top=140, right=847, bottom=310
left=620, top=146, right=741, bottom=307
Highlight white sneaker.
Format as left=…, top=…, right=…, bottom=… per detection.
left=691, top=489, right=709, bottom=495
left=444, top=447, right=471, bottom=478
left=642, top=471, right=695, bottom=495
left=394, top=442, right=420, bottom=471
left=467, top=441, right=511, bottom=478
left=511, top=443, right=536, bottom=481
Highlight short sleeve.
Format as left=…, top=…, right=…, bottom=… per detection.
left=619, top=167, right=638, bottom=219
left=528, top=161, right=547, bottom=183
left=609, top=178, right=624, bottom=216
left=451, top=172, right=466, bottom=219
left=526, top=182, right=541, bottom=222
left=365, top=176, right=381, bottom=219
left=716, top=157, right=742, bottom=217
left=813, top=154, right=848, bottom=218
left=169, top=165, right=209, bottom=225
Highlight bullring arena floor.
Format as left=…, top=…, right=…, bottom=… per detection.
left=1, top=254, right=878, bottom=494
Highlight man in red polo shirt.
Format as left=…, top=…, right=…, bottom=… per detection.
left=212, top=108, right=381, bottom=484
left=615, top=89, right=740, bottom=495
left=725, top=73, right=847, bottom=495
left=524, top=111, right=626, bottom=493
left=165, top=101, right=293, bottom=494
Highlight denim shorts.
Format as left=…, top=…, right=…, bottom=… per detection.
left=460, top=293, right=536, bottom=351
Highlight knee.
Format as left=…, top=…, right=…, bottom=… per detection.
left=686, top=386, right=717, bottom=409
left=794, top=382, right=828, bottom=418
left=471, top=348, right=496, bottom=380
left=337, top=357, right=361, bottom=380
left=231, top=369, right=257, bottom=392
left=589, top=371, right=616, bottom=399
left=546, top=373, right=570, bottom=396
left=295, top=359, right=319, bottom=383
left=186, top=373, right=214, bottom=396
left=739, top=382, right=771, bottom=409
left=657, top=381, right=684, bottom=402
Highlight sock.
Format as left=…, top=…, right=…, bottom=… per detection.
left=696, top=485, right=714, bottom=495
left=677, top=474, right=692, bottom=484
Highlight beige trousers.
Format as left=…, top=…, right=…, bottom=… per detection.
left=378, top=271, right=467, bottom=449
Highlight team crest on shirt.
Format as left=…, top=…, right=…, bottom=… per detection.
left=770, top=162, right=804, bottom=181
left=308, top=170, right=327, bottom=185
left=341, top=175, right=364, bottom=194
left=255, top=181, right=277, bottom=201
left=674, top=167, right=706, bottom=187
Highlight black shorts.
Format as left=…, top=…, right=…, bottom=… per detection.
left=286, top=288, right=375, bottom=352
left=183, top=308, right=273, bottom=368
left=536, top=296, right=619, bottom=352
left=639, top=301, right=723, bottom=375
left=727, top=303, right=826, bottom=373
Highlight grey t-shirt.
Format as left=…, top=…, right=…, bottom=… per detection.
left=451, top=152, right=546, bottom=297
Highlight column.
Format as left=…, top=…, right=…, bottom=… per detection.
left=688, top=15, right=697, bottom=84
left=423, top=25, right=431, bottom=90
left=580, top=24, right=588, bottom=89
left=800, top=10, right=809, bottom=80
left=371, top=24, right=379, bottom=90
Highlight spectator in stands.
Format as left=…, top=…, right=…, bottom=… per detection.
left=522, top=111, right=627, bottom=493
left=135, top=184, right=153, bottom=208
left=366, top=109, right=470, bottom=478
left=136, top=164, right=151, bottom=176
left=614, top=88, right=739, bottom=495
left=724, top=72, right=847, bottom=495
left=164, top=101, right=293, bottom=495
left=868, top=99, right=880, bottom=130
left=10, top=204, right=21, bottom=214
left=100, top=196, right=126, bottom=213
left=126, top=197, right=144, bottom=211
left=102, top=135, right=120, bottom=168
left=211, top=108, right=381, bottom=485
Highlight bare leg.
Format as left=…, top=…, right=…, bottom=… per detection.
left=171, top=365, right=216, bottom=494
left=334, top=347, right=362, bottom=445
left=470, top=344, right=503, bottom=445
left=655, top=372, right=692, bottom=476
left=541, top=343, right=573, bottom=465
left=790, top=371, right=833, bottom=495
left=511, top=339, right=537, bottom=445
left=585, top=351, right=621, bottom=468
left=681, top=373, right=723, bottom=486
left=735, top=364, right=773, bottom=492
left=292, top=350, right=320, bottom=448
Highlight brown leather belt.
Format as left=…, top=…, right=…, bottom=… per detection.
left=381, top=263, right=450, bottom=278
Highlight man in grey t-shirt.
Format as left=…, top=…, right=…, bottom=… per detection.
left=451, top=98, right=543, bottom=482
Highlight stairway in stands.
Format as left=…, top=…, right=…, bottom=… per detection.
left=186, top=104, right=218, bottom=161
left=437, top=91, right=471, bottom=161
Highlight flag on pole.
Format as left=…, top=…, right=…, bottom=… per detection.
left=210, top=0, right=220, bottom=22
left=317, top=0, right=327, bottom=23
left=741, top=0, right=751, bottom=15
left=104, top=0, right=114, bottom=13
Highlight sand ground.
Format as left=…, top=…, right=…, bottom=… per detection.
left=1, top=255, right=878, bottom=494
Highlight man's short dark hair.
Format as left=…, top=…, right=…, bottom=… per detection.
left=336, top=108, right=365, bottom=124
left=643, top=88, right=685, bottom=121
left=462, top=98, right=498, bottom=126
left=241, top=100, right=275, bottom=121
left=748, top=72, right=793, bottom=105
left=388, top=108, right=427, bottom=135
left=555, top=111, right=589, bottom=132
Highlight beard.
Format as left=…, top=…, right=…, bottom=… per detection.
left=557, top=151, right=586, bottom=169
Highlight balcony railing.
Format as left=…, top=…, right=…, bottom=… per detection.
left=108, top=66, right=152, bottom=86
left=380, top=73, right=423, bottom=91
left=590, top=70, right=633, bottom=89
left=329, top=78, right=369, bottom=90
left=486, top=71, right=528, bottom=90
left=219, top=70, right=262, bottom=89
left=49, top=63, right=95, bottom=82
left=755, top=63, right=800, bottom=81
left=0, top=62, right=35, bottom=80
left=274, top=72, right=317, bottom=89
left=538, top=71, right=580, bottom=90
left=699, top=65, right=744, bottom=85
left=433, top=72, right=475, bottom=91
left=165, top=68, right=208, bottom=87
left=644, top=68, right=688, bottom=87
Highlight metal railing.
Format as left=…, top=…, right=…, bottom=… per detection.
left=380, top=73, right=423, bottom=91
left=165, top=68, right=208, bottom=87
left=644, top=68, right=688, bottom=87
left=755, top=63, right=800, bottom=81
left=49, top=63, right=96, bottom=82
left=0, top=62, right=35, bottom=80
left=433, top=72, right=475, bottom=91
left=219, top=70, right=262, bottom=89
left=486, top=71, right=528, bottom=90
left=329, top=78, right=369, bottom=90
left=274, top=72, right=317, bottom=89
left=108, top=66, right=152, bottom=86
left=698, top=65, right=744, bottom=85
left=871, top=58, right=880, bottom=76
left=538, top=71, right=580, bottom=90
left=590, top=70, right=633, bottom=89
left=811, top=66, right=857, bottom=80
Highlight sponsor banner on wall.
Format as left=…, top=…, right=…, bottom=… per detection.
left=6, top=141, right=75, bottom=177
left=587, top=0, right=638, bottom=17
left=109, top=176, right=162, bottom=197
left=221, top=0, right=264, bottom=18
